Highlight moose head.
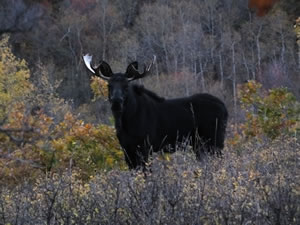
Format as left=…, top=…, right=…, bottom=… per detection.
left=83, top=54, right=156, bottom=114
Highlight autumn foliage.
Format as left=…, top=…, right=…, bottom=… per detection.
left=0, top=35, right=125, bottom=184
left=236, top=80, right=300, bottom=141
left=249, top=0, right=278, bottom=16
left=90, top=76, right=109, bottom=100
left=0, top=35, right=33, bottom=121
left=1, top=137, right=300, bottom=224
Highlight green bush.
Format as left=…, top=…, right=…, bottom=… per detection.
left=238, top=80, right=300, bottom=140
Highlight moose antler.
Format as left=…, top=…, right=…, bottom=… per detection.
left=127, top=55, right=156, bottom=81
left=83, top=54, right=112, bottom=80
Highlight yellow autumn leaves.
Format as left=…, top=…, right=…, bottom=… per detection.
left=234, top=80, right=300, bottom=142
left=0, top=35, right=126, bottom=184
left=50, top=112, right=126, bottom=177
left=0, top=35, right=33, bottom=121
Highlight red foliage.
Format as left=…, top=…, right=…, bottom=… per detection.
left=249, top=0, right=278, bottom=16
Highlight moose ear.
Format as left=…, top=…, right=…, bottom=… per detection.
left=126, top=62, right=138, bottom=79
left=99, top=61, right=113, bottom=78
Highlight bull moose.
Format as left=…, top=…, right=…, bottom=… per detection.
left=83, top=54, right=228, bottom=169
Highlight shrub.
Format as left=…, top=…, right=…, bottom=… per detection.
left=0, top=102, right=125, bottom=184
left=236, top=80, right=299, bottom=141
left=1, top=136, right=299, bottom=224
left=0, top=34, right=33, bottom=120
left=90, top=76, right=108, bottom=100
left=50, top=112, right=126, bottom=177
left=0, top=35, right=125, bottom=184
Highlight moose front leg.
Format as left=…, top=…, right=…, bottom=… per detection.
left=122, top=145, right=150, bottom=169
left=122, top=148, right=138, bottom=169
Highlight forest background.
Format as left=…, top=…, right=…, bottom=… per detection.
left=1, top=0, right=299, bottom=106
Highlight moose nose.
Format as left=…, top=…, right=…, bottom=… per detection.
left=110, top=96, right=124, bottom=112
left=110, top=88, right=124, bottom=103
left=111, top=96, right=123, bottom=103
